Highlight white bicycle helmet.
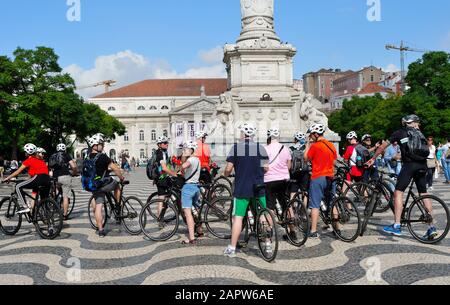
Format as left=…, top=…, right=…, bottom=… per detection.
left=36, top=148, right=46, bottom=154
left=23, top=143, right=37, bottom=155
left=346, top=131, right=358, bottom=140
left=267, top=128, right=280, bottom=139
left=239, top=123, right=257, bottom=137
left=402, top=114, right=420, bottom=126
left=156, top=136, right=170, bottom=144
left=307, top=124, right=326, bottom=135
left=362, top=134, right=372, bottom=142
left=184, top=140, right=198, bottom=151
left=56, top=143, right=67, bottom=152
left=294, top=132, right=306, bottom=142
left=88, top=133, right=105, bottom=147
left=195, top=131, right=208, bottom=139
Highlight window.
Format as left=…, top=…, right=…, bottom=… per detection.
left=124, top=132, right=129, bottom=142
left=139, top=130, right=145, bottom=141
left=149, top=106, right=157, bottom=110
left=151, top=130, right=156, bottom=141
left=137, top=106, right=145, bottom=111
left=108, top=106, right=116, bottom=111
left=371, top=75, right=374, bottom=82
left=161, top=105, right=169, bottom=110
left=140, top=149, right=145, bottom=159
left=163, top=130, right=168, bottom=137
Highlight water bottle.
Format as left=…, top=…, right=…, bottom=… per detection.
left=320, top=201, right=327, bottom=212
left=248, top=210, right=255, bottom=226
left=275, top=202, right=283, bottom=216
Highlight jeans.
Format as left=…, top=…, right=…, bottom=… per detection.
left=426, top=167, right=436, bottom=187
left=442, top=159, right=450, bottom=182
left=387, top=161, right=402, bottom=176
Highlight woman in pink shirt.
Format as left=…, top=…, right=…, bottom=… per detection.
left=264, top=128, right=292, bottom=216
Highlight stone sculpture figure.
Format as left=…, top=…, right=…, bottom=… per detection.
left=299, top=93, right=329, bottom=130
left=207, top=93, right=234, bottom=139
left=241, top=0, right=274, bottom=18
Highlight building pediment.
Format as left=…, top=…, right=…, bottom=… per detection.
left=169, top=98, right=217, bottom=114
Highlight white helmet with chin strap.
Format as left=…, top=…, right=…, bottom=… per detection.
left=88, top=133, right=105, bottom=147
left=239, top=123, right=257, bottom=137
left=56, top=143, right=67, bottom=152
left=294, top=132, right=306, bottom=142
left=195, top=131, right=208, bottom=139
left=307, top=124, right=326, bottom=135
left=267, top=128, right=280, bottom=139
left=184, top=140, right=198, bottom=151
left=346, top=131, right=358, bottom=140
left=23, top=143, right=37, bottom=155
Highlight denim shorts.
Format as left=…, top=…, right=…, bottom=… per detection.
left=308, top=176, right=334, bottom=210
left=181, top=183, right=200, bottom=209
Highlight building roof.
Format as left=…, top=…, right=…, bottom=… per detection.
left=359, top=82, right=394, bottom=95
left=93, top=78, right=228, bottom=99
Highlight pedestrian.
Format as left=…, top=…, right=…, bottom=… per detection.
left=384, top=141, right=402, bottom=175
left=426, top=137, right=437, bottom=191
left=436, top=144, right=443, bottom=175
left=0, top=155, right=5, bottom=180
left=131, top=157, right=136, bottom=168
left=442, top=138, right=450, bottom=184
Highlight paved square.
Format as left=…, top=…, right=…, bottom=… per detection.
left=0, top=168, right=449, bottom=285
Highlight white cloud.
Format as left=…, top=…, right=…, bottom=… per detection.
left=64, top=46, right=226, bottom=98
left=384, top=64, right=399, bottom=73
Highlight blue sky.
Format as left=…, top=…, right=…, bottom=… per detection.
left=1, top=0, right=449, bottom=97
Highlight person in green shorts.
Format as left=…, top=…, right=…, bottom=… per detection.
left=223, top=123, right=269, bottom=258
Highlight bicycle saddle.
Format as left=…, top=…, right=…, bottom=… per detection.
left=122, top=181, right=130, bottom=185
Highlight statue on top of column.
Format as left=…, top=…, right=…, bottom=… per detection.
left=241, top=0, right=274, bottom=18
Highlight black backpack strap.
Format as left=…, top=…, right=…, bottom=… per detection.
left=185, top=160, right=200, bottom=183
left=269, top=145, right=285, bottom=165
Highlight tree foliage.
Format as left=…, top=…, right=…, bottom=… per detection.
left=0, top=47, right=125, bottom=159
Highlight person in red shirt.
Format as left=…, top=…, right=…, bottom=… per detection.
left=304, top=124, right=337, bottom=238
left=3, top=143, right=51, bottom=214
left=194, top=131, right=213, bottom=184
left=343, top=131, right=364, bottom=183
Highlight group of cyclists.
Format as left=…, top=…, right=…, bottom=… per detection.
left=0, top=114, right=447, bottom=259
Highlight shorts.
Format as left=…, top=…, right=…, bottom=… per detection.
left=396, top=162, right=427, bottom=193
left=265, top=180, right=287, bottom=211
left=289, top=171, right=310, bottom=193
left=308, top=176, right=334, bottom=210
left=181, top=184, right=200, bottom=209
left=232, top=197, right=267, bottom=217
left=57, top=175, right=73, bottom=197
left=92, top=178, right=118, bottom=205
left=156, top=177, right=171, bottom=196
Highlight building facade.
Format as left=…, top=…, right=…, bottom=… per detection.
left=332, top=66, right=384, bottom=97
left=302, top=69, right=352, bottom=104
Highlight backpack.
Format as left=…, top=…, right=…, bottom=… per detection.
left=290, top=146, right=307, bottom=174
left=49, top=152, right=66, bottom=169
left=81, top=154, right=103, bottom=192
left=354, top=144, right=371, bottom=169
left=146, top=150, right=160, bottom=181
left=402, top=128, right=430, bottom=161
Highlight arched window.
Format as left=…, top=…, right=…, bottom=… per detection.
left=108, top=106, right=116, bottom=111
left=140, top=149, right=145, bottom=159
left=161, top=106, right=169, bottom=110
left=151, top=130, right=156, bottom=141
left=137, top=106, right=145, bottom=111
left=139, top=130, right=145, bottom=141
left=163, top=130, right=168, bottom=137
left=149, top=106, right=157, bottom=111
left=124, top=132, right=129, bottom=142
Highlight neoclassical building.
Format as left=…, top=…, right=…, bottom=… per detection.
left=75, top=79, right=228, bottom=161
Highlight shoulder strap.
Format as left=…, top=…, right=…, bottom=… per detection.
left=269, top=145, right=285, bottom=165
left=320, top=140, right=336, bottom=156
left=185, top=159, right=200, bottom=183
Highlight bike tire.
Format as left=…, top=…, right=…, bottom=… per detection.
left=88, top=195, right=108, bottom=230
left=331, top=196, right=362, bottom=242
left=407, top=195, right=450, bottom=244
left=140, top=199, right=179, bottom=242
left=0, top=196, right=22, bottom=235
left=256, top=209, right=279, bottom=262
left=373, top=181, right=392, bottom=214
left=34, top=198, right=63, bottom=240
left=213, top=176, right=233, bottom=191
left=121, top=196, right=144, bottom=235
left=360, top=191, right=378, bottom=236
left=283, top=198, right=309, bottom=247
left=208, top=183, right=232, bottom=201
left=204, top=197, right=233, bottom=239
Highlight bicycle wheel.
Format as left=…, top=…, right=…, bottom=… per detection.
left=88, top=195, right=108, bottom=230
left=34, top=198, right=63, bottom=240
left=256, top=209, right=278, bottom=262
left=121, top=196, right=144, bottom=235
left=214, top=176, right=233, bottom=190
left=208, top=183, right=232, bottom=201
left=283, top=198, right=309, bottom=247
left=344, top=182, right=373, bottom=209
left=205, top=197, right=233, bottom=239
left=373, top=181, right=392, bottom=213
left=330, top=196, right=361, bottom=242
left=140, top=199, right=179, bottom=241
left=66, top=190, right=76, bottom=217
left=360, top=191, right=379, bottom=237
left=0, top=197, right=22, bottom=235
left=407, top=195, right=450, bottom=244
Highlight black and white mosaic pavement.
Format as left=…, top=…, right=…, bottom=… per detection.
left=0, top=168, right=449, bottom=285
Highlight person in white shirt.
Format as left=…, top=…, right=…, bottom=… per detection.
left=426, top=137, right=437, bottom=191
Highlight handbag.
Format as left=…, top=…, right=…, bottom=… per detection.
left=427, top=159, right=436, bottom=169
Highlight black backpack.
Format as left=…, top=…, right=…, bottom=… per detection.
left=403, top=128, right=430, bottom=161
left=354, top=144, right=371, bottom=169
left=290, top=146, right=307, bottom=174
left=49, top=152, right=66, bottom=169
left=146, top=150, right=160, bottom=181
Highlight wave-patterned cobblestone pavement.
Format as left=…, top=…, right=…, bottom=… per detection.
left=1, top=169, right=449, bottom=285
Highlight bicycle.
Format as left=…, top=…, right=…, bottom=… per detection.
left=359, top=170, right=450, bottom=244
left=0, top=180, right=63, bottom=239
left=140, top=177, right=233, bottom=241
left=49, top=177, right=76, bottom=217
left=87, top=180, right=144, bottom=235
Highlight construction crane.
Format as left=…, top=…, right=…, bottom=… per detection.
left=77, top=80, right=117, bottom=93
left=385, top=41, right=428, bottom=93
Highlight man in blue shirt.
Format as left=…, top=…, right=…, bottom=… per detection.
left=384, top=141, right=402, bottom=175
left=223, top=123, right=269, bottom=258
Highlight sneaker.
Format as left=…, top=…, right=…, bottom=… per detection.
left=308, top=232, right=320, bottom=239
left=423, top=227, right=438, bottom=240
left=98, top=230, right=106, bottom=238
left=17, top=206, right=30, bottom=214
left=223, top=247, right=236, bottom=258
left=382, top=224, right=402, bottom=236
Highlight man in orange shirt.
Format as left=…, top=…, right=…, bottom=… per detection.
left=304, top=124, right=337, bottom=238
left=194, top=131, right=212, bottom=184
